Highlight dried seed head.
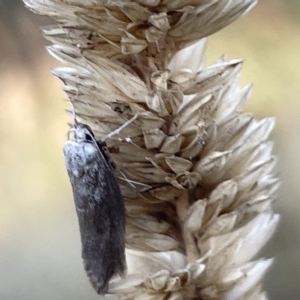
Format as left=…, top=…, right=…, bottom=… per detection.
left=24, top=0, right=278, bottom=299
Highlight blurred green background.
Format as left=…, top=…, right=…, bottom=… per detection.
left=0, top=1, right=299, bottom=299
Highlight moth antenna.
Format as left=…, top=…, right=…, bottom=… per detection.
left=102, top=113, right=139, bottom=141
left=117, top=170, right=151, bottom=192
left=70, top=101, right=78, bottom=126
left=117, top=170, right=136, bottom=189
left=67, top=101, right=79, bottom=139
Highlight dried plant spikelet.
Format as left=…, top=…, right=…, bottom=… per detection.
left=23, top=0, right=279, bottom=299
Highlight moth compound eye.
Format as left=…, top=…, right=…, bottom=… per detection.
left=85, top=133, right=94, bottom=142
left=82, top=126, right=95, bottom=141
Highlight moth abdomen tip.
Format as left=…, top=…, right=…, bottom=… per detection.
left=84, top=268, right=109, bottom=294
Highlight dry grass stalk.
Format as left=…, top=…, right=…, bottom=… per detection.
left=24, top=1, right=279, bottom=299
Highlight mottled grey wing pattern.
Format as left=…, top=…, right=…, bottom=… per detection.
left=63, top=123, right=126, bottom=294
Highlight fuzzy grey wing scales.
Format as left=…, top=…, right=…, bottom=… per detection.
left=64, top=140, right=126, bottom=295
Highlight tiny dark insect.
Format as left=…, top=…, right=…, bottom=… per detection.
left=63, top=117, right=129, bottom=294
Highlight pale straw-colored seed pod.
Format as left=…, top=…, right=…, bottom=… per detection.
left=24, top=1, right=279, bottom=299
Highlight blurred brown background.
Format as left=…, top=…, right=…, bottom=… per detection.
left=0, top=0, right=299, bottom=299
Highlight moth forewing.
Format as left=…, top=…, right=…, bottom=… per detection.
left=63, top=122, right=126, bottom=294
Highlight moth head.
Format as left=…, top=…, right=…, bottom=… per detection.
left=67, top=102, right=96, bottom=143
left=68, top=123, right=95, bottom=143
